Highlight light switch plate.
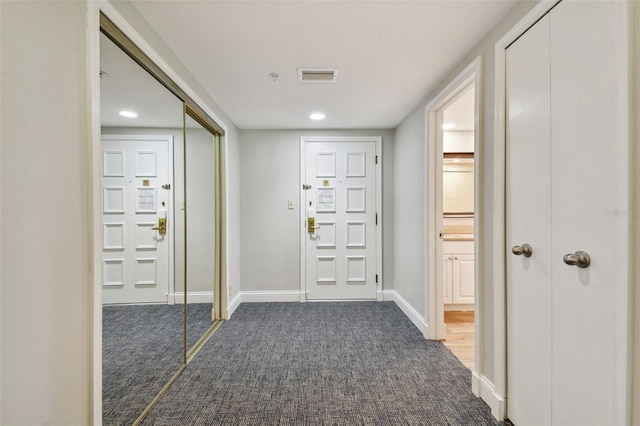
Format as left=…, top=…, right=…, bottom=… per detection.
left=288, top=200, right=295, bottom=209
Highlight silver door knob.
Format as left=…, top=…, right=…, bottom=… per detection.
left=512, top=244, right=533, bottom=257
left=563, top=251, right=590, bottom=268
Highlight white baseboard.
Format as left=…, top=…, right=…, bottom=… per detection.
left=239, top=290, right=302, bottom=303
left=472, top=372, right=505, bottom=420
left=383, top=289, right=428, bottom=338
left=382, top=289, right=395, bottom=301
left=226, top=291, right=242, bottom=318
left=172, top=291, right=213, bottom=304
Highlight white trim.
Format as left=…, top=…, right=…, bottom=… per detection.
left=88, top=2, right=102, bottom=423
left=240, top=290, right=303, bottom=303
left=299, top=136, right=383, bottom=302
left=173, top=291, right=214, bottom=304
left=227, top=291, right=242, bottom=317
left=472, top=372, right=505, bottom=420
left=384, top=290, right=428, bottom=338
left=382, top=289, right=395, bottom=301
left=492, top=0, right=562, bottom=414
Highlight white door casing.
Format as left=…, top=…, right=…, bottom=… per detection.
left=102, top=135, right=173, bottom=304
left=425, top=58, right=481, bottom=343
left=506, top=1, right=630, bottom=424
left=300, top=136, right=382, bottom=301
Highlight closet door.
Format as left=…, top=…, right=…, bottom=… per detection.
left=549, top=2, right=629, bottom=424
left=506, top=1, right=630, bottom=424
left=505, top=14, right=552, bottom=426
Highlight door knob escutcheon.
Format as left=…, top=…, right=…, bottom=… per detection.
left=512, top=243, right=533, bottom=257
left=563, top=251, right=590, bottom=268
left=151, top=217, right=167, bottom=235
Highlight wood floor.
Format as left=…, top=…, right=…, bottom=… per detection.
left=442, top=311, right=475, bottom=370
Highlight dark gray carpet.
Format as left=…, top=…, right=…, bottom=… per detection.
left=142, top=302, right=507, bottom=425
left=103, top=303, right=215, bottom=426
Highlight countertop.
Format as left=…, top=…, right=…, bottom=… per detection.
left=443, top=225, right=474, bottom=241
left=443, top=234, right=474, bottom=241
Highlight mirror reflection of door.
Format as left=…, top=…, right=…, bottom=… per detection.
left=100, top=32, right=186, bottom=425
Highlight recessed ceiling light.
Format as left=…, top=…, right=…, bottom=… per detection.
left=310, top=113, right=325, bottom=120
left=442, top=123, right=456, bottom=130
left=119, top=110, right=138, bottom=118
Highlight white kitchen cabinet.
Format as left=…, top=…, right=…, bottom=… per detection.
left=442, top=240, right=474, bottom=309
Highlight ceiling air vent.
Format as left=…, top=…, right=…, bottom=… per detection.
left=298, top=68, right=338, bottom=83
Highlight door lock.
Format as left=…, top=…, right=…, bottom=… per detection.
left=152, top=218, right=167, bottom=235
left=307, top=217, right=320, bottom=233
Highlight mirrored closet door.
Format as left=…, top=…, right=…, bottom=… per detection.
left=98, top=12, right=227, bottom=425
left=100, top=31, right=187, bottom=425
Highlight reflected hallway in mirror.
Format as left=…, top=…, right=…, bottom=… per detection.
left=100, top=30, right=186, bottom=425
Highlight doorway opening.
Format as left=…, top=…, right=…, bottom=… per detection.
left=425, top=58, right=481, bottom=373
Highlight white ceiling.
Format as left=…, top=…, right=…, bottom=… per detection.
left=110, top=0, right=518, bottom=130
left=101, top=32, right=186, bottom=128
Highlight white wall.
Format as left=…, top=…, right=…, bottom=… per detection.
left=393, top=0, right=538, bottom=387
left=443, top=130, right=474, bottom=152
left=239, top=129, right=394, bottom=294
left=1, top=2, right=91, bottom=424
left=184, top=125, right=216, bottom=294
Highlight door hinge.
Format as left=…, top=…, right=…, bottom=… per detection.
left=375, top=274, right=379, bottom=284
left=375, top=213, right=378, bottom=225
left=375, top=155, right=379, bottom=164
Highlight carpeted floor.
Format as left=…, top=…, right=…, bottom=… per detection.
left=142, top=302, right=508, bottom=425
left=103, top=303, right=215, bottom=425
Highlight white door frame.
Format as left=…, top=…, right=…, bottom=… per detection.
left=299, top=136, right=383, bottom=302
left=425, top=57, right=481, bottom=352
left=101, top=134, right=175, bottom=304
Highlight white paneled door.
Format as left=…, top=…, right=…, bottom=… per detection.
left=102, top=135, right=172, bottom=304
left=506, top=1, right=630, bottom=425
left=303, top=138, right=379, bottom=300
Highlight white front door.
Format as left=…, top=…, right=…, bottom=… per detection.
left=506, top=1, right=630, bottom=424
left=302, top=137, right=380, bottom=300
left=102, top=135, right=172, bottom=304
